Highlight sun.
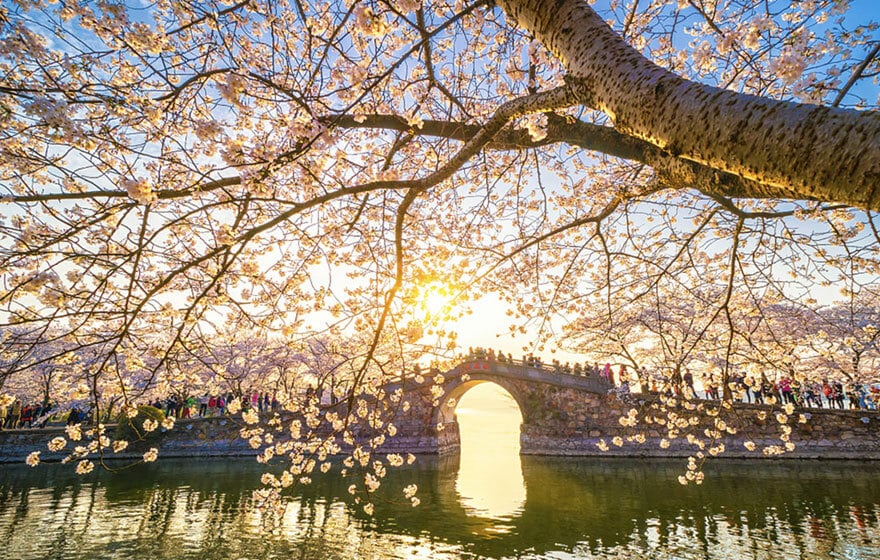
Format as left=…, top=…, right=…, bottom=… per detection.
left=419, top=281, right=453, bottom=320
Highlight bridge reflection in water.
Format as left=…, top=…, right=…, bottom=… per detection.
left=453, top=382, right=525, bottom=529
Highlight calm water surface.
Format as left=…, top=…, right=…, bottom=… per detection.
left=2, top=406, right=880, bottom=559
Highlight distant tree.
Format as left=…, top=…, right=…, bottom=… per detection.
left=801, top=291, right=880, bottom=381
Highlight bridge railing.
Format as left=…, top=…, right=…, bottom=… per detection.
left=450, top=357, right=616, bottom=393
left=382, top=356, right=616, bottom=394
left=455, top=355, right=609, bottom=378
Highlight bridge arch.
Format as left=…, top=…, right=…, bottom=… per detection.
left=435, top=374, right=528, bottom=428
left=434, top=373, right=526, bottom=455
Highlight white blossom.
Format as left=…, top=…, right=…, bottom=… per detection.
left=26, top=451, right=40, bottom=467
left=242, top=408, right=259, bottom=425
left=121, top=178, right=157, bottom=205
left=65, top=423, right=82, bottom=441
left=48, top=437, right=67, bottom=452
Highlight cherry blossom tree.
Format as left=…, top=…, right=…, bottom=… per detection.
left=0, top=329, right=68, bottom=406
left=1, top=0, right=878, bottom=489
left=184, top=328, right=362, bottom=404
left=798, top=291, right=880, bottom=381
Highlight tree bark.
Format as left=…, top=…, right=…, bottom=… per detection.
left=498, top=0, right=880, bottom=210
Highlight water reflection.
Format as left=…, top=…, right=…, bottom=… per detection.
left=2, top=456, right=880, bottom=558
left=454, top=382, right=525, bottom=528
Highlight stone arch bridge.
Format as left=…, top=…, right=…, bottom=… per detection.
left=385, top=358, right=620, bottom=455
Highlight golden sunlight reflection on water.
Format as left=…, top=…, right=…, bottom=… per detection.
left=454, top=382, right=526, bottom=527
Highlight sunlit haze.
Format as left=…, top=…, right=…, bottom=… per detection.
left=454, top=383, right=526, bottom=526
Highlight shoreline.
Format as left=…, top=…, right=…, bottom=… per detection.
left=2, top=413, right=880, bottom=464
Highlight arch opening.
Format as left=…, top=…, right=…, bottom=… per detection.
left=452, top=381, right=526, bottom=524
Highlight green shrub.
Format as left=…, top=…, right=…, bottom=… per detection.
left=115, top=405, right=166, bottom=444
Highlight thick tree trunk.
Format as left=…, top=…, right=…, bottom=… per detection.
left=499, top=0, right=880, bottom=210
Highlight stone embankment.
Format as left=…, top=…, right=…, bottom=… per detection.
left=517, top=394, right=880, bottom=460
left=1, top=399, right=879, bottom=464
left=0, top=417, right=255, bottom=464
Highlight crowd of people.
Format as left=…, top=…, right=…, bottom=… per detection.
left=151, top=392, right=281, bottom=419
left=648, top=369, right=879, bottom=410
left=462, top=347, right=618, bottom=380
left=723, top=375, right=878, bottom=411
left=0, top=391, right=284, bottom=430
left=0, top=400, right=55, bottom=430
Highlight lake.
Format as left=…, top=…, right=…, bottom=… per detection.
left=2, top=404, right=880, bottom=559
